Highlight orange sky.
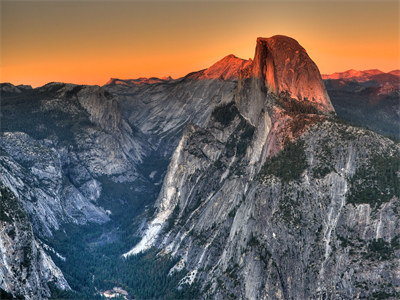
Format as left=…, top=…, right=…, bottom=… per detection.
left=1, top=1, right=399, bottom=87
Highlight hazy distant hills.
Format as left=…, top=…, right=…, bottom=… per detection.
left=322, top=69, right=400, bottom=138
left=105, top=76, right=173, bottom=86
left=322, top=69, right=399, bottom=82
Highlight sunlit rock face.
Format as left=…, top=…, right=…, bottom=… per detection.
left=125, top=36, right=399, bottom=299
left=190, top=54, right=252, bottom=80
left=249, top=35, right=334, bottom=114
left=322, top=69, right=384, bottom=81
left=125, top=35, right=336, bottom=257
left=235, top=35, right=335, bottom=159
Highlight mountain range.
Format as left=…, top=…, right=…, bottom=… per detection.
left=322, top=69, right=399, bottom=82
left=1, top=35, right=399, bottom=299
left=322, top=69, right=399, bottom=138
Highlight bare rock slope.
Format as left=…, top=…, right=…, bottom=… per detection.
left=0, top=185, right=70, bottom=299
left=127, top=36, right=400, bottom=299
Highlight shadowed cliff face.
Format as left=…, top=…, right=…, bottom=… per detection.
left=0, top=83, right=156, bottom=236
left=0, top=82, right=160, bottom=298
left=0, top=185, right=70, bottom=299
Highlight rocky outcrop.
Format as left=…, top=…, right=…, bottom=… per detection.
left=0, top=185, right=70, bottom=299
left=104, top=68, right=240, bottom=158
left=249, top=36, right=334, bottom=114
left=126, top=36, right=400, bottom=299
left=0, top=83, right=154, bottom=236
left=0, top=82, right=158, bottom=297
left=130, top=101, right=399, bottom=300
left=0, top=132, right=110, bottom=236
left=125, top=35, right=336, bottom=257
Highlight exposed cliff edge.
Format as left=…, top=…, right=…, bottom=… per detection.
left=0, top=83, right=154, bottom=236
left=124, top=34, right=335, bottom=257
left=124, top=36, right=399, bottom=299
left=249, top=35, right=334, bottom=114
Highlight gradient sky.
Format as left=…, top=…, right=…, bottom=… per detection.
left=1, top=0, right=399, bottom=87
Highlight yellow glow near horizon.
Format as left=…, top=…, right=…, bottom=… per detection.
left=1, top=1, right=399, bottom=87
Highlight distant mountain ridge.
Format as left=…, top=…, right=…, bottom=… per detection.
left=105, top=76, right=173, bottom=86
left=322, top=69, right=400, bottom=84
left=322, top=69, right=399, bottom=138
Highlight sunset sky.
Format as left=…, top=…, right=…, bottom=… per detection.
left=1, top=0, right=399, bottom=87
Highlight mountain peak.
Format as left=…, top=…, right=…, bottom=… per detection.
left=257, top=35, right=305, bottom=49
left=192, top=54, right=252, bottom=80
left=251, top=35, right=334, bottom=113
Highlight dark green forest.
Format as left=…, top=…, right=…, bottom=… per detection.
left=45, top=221, right=200, bottom=299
